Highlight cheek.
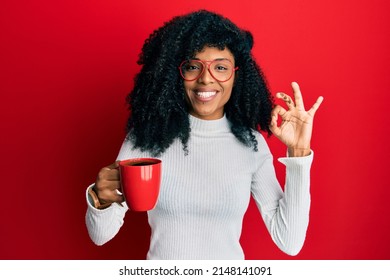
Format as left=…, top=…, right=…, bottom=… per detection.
left=183, top=81, right=192, bottom=94
left=183, top=81, right=193, bottom=102
left=222, top=81, right=234, bottom=96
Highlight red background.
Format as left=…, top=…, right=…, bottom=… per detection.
left=1, top=0, right=389, bottom=260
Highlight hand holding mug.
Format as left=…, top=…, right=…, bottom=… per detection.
left=93, top=161, right=125, bottom=208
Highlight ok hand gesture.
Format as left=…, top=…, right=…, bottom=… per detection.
left=269, top=82, right=323, bottom=157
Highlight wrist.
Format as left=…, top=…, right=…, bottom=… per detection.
left=288, top=147, right=311, bottom=157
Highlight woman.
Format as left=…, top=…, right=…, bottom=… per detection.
left=85, top=9, right=323, bottom=260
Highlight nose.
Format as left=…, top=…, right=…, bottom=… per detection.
left=197, top=66, right=214, bottom=84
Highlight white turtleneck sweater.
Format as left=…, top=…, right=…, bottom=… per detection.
left=85, top=115, right=313, bottom=259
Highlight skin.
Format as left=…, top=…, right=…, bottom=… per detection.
left=93, top=47, right=324, bottom=206
left=94, top=161, right=123, bottom=205
left=183, top=47, right=236, bottom=120
left=270, top=82, right=324, bottom=157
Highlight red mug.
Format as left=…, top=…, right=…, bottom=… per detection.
left=119, top=158, right=162, bottom=211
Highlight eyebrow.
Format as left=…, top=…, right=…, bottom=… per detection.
left=191, top=57, right=232, bottom=62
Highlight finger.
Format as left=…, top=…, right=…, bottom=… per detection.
left=109, top=181, right=121, bottom=191
left=276, top=92, right=295, bottom=110
left=96, top=180, right=121, bottom=193
left=113, top=193, right=125, bottom=204
left=269, top=110, right=278, bottom=128
left=105, top=169, right=120, bottom=181
left=106, top=161, right=120, bottom=170
left=98, top=190, right=124, bottom=203
left=269, top=117, right=281, bottom=137
left=270, top=121, right=282, bottom=137
left=97, top=168, right=120, bottom=182
left=308, top=96, right=324, bottom=116
left=291, top=81, right=305, bottom=110
left=269, top=105, right=286, bottom=137
left=109, top=188, right=125, bottom=204
left=98, top=162, right=120, bottom=181
left=271, top=104, right=287, bottom=117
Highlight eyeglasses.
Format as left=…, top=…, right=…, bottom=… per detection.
left=179, top=59, right=238, bottom=82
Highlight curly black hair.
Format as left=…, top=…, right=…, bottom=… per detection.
left=126, top=9, right=274, bottom=156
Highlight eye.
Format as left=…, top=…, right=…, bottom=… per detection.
left=186, top=65, right=200, bottom=71
left=185, top=61, right=202, bottom=72
left=214, top=64, right=229, bottom=72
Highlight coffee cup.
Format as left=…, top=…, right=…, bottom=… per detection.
left=119, top=158, right=162, bottom=211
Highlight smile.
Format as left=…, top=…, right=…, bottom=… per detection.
left=195, top=91, right=217, bottom=98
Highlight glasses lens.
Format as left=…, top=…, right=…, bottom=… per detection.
left=180, top=59, right=234, bottom=82
left=209, top=60, right=233, bottom=82
left=181, top=60, right=204, bottom=81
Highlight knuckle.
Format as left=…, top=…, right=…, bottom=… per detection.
left=96, top=174, right=104, bottom=182
left=98, top=193, right=110, bottom=203
left=94, top=181, right=104, bottom=192
left=97, top=169, right=106, bottom=180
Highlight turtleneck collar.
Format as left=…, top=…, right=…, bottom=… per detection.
left=189, top=114, right=231, bottom=133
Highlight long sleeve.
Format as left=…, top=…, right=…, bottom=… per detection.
left=85, top=184, right=128, bottom=245
left=84, top=138, right=143, bottom=246
left=85, top=138, right=144, bottom=246
left=251, top=136, right=313, bottom=256
left=84, top=115, right=313, bottom=259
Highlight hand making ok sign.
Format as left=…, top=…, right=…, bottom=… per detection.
left=269, top=82, right=324, bottom=157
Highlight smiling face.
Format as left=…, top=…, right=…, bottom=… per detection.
left=183, top=46, right=236, bottom=120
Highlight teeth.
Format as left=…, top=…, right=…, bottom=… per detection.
left=196, top=91, right=217, bottom=98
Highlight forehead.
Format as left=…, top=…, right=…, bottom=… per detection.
left=193, top=46, right=235, bottom=62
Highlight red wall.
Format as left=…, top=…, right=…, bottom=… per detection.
left=1, top=0, right=389, bottom=259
